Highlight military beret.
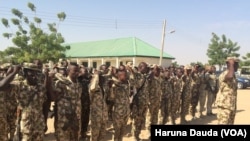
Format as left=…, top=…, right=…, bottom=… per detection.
left=226, top=56, right=240, bottom=62
left=23, top=63, right=41, bottom=71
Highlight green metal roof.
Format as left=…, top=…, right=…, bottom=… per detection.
left=64, top=37, right=175, bottom=59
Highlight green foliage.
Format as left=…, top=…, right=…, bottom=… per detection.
left=1, top=2, right=69, bottom=63
left=207, top=32, right=240, bottom=70
left=240, top=53, right=250, bottom=67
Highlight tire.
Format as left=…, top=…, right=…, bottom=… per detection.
left=237, top=82, right=244, bottom=89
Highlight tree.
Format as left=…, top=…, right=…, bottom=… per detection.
left=241, top=53, right=250, bottom=67
left=207, top=33, right=240, bottom=71
left=1, top=2, right=70, bottom=64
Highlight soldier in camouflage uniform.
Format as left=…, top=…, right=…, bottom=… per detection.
left=171, top=68, right=183, bottom=124
left=205, top=65, right=217, bottom=116
left=216, top=57, right=239, bottom=124
left=148, top=65, right=161, bottom=127
left=12, top=63, right=47, bottom=141
left=180, top=65, right=192, bottom=124
left=198, top=67, right=207, bottom=117
left=1, top=63, right=18, bottom=141
left=89, top=70, right=109, bottom=141
left=78, top=66, right=91, bottom=140
left=111, top=69, right=130, bottom=141
left=0, top=65, right=20, bottom=141
left=160, top=69, right=173, bottom=124
left=189, top=64, right=201, bottom=120
left=54, top=63, right=82, bottom=141
left=131, top=62, right=150, bottom=141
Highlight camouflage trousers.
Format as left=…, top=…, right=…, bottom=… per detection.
left=0, top=116, right=8, bottom=141
left=112, top=112, right=130, bottom=141
left=20, top=115, right=45, bottom=141
left=160, top=97, right=170, bottom=124
left=180, top=91, right=191, bottom=123
left=148, top=98, right=160, bottom=127
left=80, top=97, right=90, bottom=138
left=7, top=108, right=17, bottom=140
left=190, top=86, right=200, bottom=117
left=170, top=93, right=181, bottom=124
left=90, top=119, right=107, bottom=141
left=131, top=104, right=148, bottom=138
left=217, top=107, right=236, bottom=125
left=206, top=91, right=214, bottom=114
left=56, top=117, right=80, bottom=141
left=198, top=89, right=207, bottom=115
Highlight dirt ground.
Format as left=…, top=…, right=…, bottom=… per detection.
left=44, top=88, right=250, bottom=141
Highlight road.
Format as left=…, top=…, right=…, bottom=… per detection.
left=44, top=88, right=250, bottom=141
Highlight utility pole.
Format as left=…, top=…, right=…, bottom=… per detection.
left=159, top=19, right=166, bottom=66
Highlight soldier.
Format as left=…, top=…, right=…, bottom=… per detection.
left=78, top=66, right=91, bottom=140
left=205, top=65, right=217, bottom=116
left=216, top=57, right=239, bottom=124
left=189, top=64, right=201, bottom=120
left=12, top=63, right=47, bottom=141
left=53, top=63, right=81, bottom=141
left=111, top=68, right=130, bottom=141
left=148, top=65, right=161, bottom=127
left=171, top=67, right=183, bottom=124
left=180, top=65, right=192, bottom=124
left=89, top=69, right=109, bottom=141
left=198, top=67, right=207, bottom=117
left=0, top=64, right=20, bottom=141
left=131, top=62, right=150, bottom=141
left=160, top=69, right=173, bottom=124
left=0, top=63, right=18, bottom=141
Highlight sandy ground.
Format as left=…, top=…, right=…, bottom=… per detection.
left=44, top=88, right=250, bottom=141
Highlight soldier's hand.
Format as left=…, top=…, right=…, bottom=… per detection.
left=227, top=59, right=235, bottom=65
left=12, top=65, right=22, bottom=74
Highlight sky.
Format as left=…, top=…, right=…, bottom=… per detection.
left=0, top=0, right=249, bottom=65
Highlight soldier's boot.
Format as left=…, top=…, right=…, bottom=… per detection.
left=114, top=138, right=119, bottom=141
left=9, top=132, right=15, bottom=141
left=171, top=117, right=176, bottom=125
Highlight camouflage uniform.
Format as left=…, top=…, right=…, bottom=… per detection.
left=205, top=72, right=217, bottom=115
left=148, top=76, right=161, bottom=126
left=78, top=76, right=91, bottom=139
left=89, top=74, right=108, bottom=141
left=160, top=77, right=173, bottom=124
left=111, top=77, right=130, bottom=141
left=180, top=74, right=192, bottom=123
left=0, top=90, right=8, bottom=141
left=216, top=70, right=237, bottom=124
left=198, top=72, right=207, bottom=117
left=12, top=80, right=47, bottom=141
left=131, top=72, right=150, bottom=140
left=6, top=85, right=17, bottom=141
left=171, top=76, right=183, bottom=124
left=54, top=76, right=82, bottom=141
left=190, top=72, right=200, bottom=118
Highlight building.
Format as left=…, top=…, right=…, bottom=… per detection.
left=64, top=37, right=175, bottom=68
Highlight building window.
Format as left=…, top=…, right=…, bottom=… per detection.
left=92, top=62, right=97, bottom=68
left=82, top=62, right=88, bottom=67
left=106, top=61, right=111, bottom=67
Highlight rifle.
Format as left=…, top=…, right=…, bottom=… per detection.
left=131, top=75, right=147, bottom=117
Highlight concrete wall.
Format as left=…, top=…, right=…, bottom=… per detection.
left=68, top=56, right=173, bottom=69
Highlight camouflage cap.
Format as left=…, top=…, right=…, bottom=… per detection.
left=226, top=56, right=240, bottom=62
left=184, top=65, right=192, bottom=70
left=23, top=63, right=41, bottom=71
left=0, top=63, right=12, bottom=70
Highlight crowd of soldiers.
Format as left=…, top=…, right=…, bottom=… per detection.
left=0, top=58, right=220, bottom=141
